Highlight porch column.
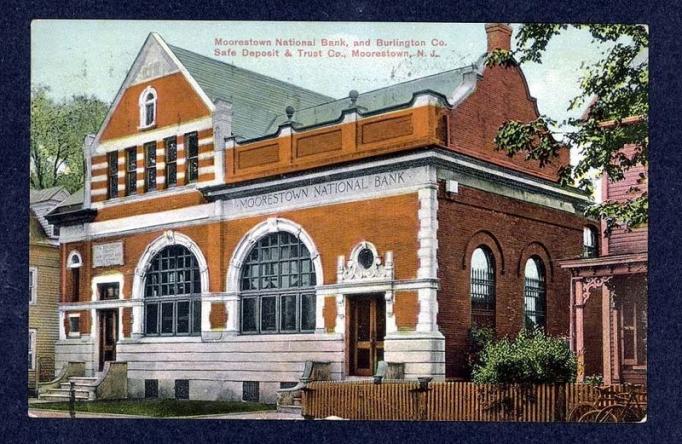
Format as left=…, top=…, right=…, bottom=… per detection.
left=574, top=279, right=585, bottom=382
left=610, top=292, right=621, bottom=384
left=602, top=284, right=612, bottom=385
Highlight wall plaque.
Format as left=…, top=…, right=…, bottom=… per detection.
left=93, top=241, right=124, bottom=267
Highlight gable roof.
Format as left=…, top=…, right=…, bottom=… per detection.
left=30, top=186, right=68, bottom=205
left=168, top=45, right=334, bottom=140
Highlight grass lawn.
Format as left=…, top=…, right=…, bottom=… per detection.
left=33, top=399, right=275, bottom=417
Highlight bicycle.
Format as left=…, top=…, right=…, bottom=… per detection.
left=595, top=384, right=646, bottom=423
left=567, top=385, right=619, bottom=422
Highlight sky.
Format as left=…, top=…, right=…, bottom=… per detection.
left=31, top=21, right=611, bottom=120
left=31, top=20, right=616, bottom=186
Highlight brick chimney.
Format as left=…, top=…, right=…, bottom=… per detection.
left=485, top=23, right=512, bottom=52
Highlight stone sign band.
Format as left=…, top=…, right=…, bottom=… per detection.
left=93, top=241, right=124, bottom=268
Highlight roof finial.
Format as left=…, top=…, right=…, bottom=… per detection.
left=285, top=105, right=295, bottom=120
left=349, top=89, right=359, bottom=106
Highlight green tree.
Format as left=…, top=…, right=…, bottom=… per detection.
left=486, top=24, right=648, bottom=235
left=30, top=85, right=108, bottom=192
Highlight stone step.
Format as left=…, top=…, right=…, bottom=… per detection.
left=50, top=388, right=94, bottom=397
left=277, top=404, right=302, bottom=415
left=38, top=392, right=90, bottom=402
left=68, top=377, right=97, bottom=385
left=60, top=383, right=97, bottom=391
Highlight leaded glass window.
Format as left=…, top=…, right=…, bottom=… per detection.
left=125, top=147, right=137, bottom=195
left=165, top=136, right=177, bottom=188
left=524, top=257, right=546, bottom=330
left=144, top=142, right=156, bottom=192
left=185, top=132, right=199, bottom=183
left=107, top=151, right=118, bottom=199
left=240, top=232, right=316, bottom=334
left=470, top=247, right=495, bottom=329
left=144, top=245, right=202, bottom=336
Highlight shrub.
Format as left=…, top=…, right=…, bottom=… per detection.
left=471, top=327, right=577, bottom=384
left=466, top=325, right=496, bottom=377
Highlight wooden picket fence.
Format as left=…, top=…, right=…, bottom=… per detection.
left=301, top=380, right=646, bottom=421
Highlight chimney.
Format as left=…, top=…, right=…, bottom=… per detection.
left=485, top=23, right=512, bottom=52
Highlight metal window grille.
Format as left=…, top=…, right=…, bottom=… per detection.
left=185, top=132, right=199, bottom=183
left=144, top=379, right=158, bottom=398
left=524, top=277, right=546, bottom=329
left=144, top=245, right=201, bottom=336
left=243, top=381, right=259, bottom=402
left=471, top=267, right=495, bottom=328
left=125, top=147, right=137, bottom=195
left=175, top=379, right=189, bottom=400
left=144, top=142, right=156, bottom=191
left=107, top=151, right=118, bottom=199
left=165, top=137, right=177, bottom=187
left=240, top=232, right=316, bottom=334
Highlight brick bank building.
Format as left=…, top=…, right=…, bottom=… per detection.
left=47, top=24, right=593, bottom=402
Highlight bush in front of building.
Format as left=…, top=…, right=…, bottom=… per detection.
left=471, top=327, right=577, bottom=384
left=466, top=325, right=496, bottom=378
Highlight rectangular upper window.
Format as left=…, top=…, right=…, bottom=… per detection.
left=29, top=267, right=37, bottom=305
left=125, top=147, right=137, bottom=195
left=68, top=315, right=80, bottom=337
left=97, top=282, right=120, bottom=300
left=28, top=329, right=36, bottom=370
left=144, top=142, right=157, bottom=192
left=165, top=136, right=177, bottom=188
left=185, top=132, right=199, bottom=183
left=107, top=151, right=118, bottom=199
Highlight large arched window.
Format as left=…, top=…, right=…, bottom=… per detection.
left=470, top=247, right=495, bottom=329
left=240, top=231, right=316, bottom=334
left=523, top=257, right=546, bottom=330
left=139, top=87, right=157, bottom=128
left=144, top=245, right=201, bottom=336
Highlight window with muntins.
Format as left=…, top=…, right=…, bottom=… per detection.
left=98, top=282, right=120, bottom=300
left=144, top=142, right=157, bottom=192
left=240, top=232, right=316, bottom=334
left=107, top=151, right=118, bottom=199
left=144, top=245, right=202, bottom=336
left=125, top=147, right=137, bottom=195
left=523, top=257, right=546, bottom=329
left=470, top=247, right=495, bottom=329
left=583, top=226, right=598, bottom=258
left=165, top=136, right=177, bottom=188
left=185, top=132, right=199, bottom=183
left=29, top=267, right=37, bottom=305
left=139, top=88, right=157, bottom=128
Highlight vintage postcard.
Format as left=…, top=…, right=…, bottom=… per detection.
left=29, top=20, right=647, bottom=421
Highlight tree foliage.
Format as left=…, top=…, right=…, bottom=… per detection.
left=471, top=328, right=577, bottom=384
left=30, top=85, right=108, bottom=192
left=486, top=24, right=648, bottom=235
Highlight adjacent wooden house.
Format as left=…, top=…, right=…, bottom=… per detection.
left=29, top=186, right=70, bottom=394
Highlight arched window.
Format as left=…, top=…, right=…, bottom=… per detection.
left=144, top=245, right=201, bottom=336
left=67, top=251, right=82, bottom=303
left=523, top=257, right=546, bottom=329
left=583, top=226, right=598, bottom=258
left=470, top=247, right=495, bottom=329
left=240, top=231, right=316, bottom=334
left=139, top=87, right=157, bottom=128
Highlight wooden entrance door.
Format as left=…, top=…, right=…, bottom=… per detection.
left=349, top=295, right=386, bottom=376
left=98, top=310, right=117, bottom=371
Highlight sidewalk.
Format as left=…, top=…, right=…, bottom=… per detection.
left=28, top=408, right=302, bottom=420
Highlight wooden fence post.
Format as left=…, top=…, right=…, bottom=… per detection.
left=554, top=383, right=567, bottom=421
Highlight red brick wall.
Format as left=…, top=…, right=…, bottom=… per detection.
left=437, top=182, right=587, bottom=378
left=61, top=193, right=420, bottom=301
left=447, top=64, right=570, bottom=183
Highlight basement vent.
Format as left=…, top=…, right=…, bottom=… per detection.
left=242, top=381, right=260, bottom=402
left=280, top=382, right=297, bottom=389
left=175, top=379, right=189, bottom=400
left=144, top=379, right=158, bottom=399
